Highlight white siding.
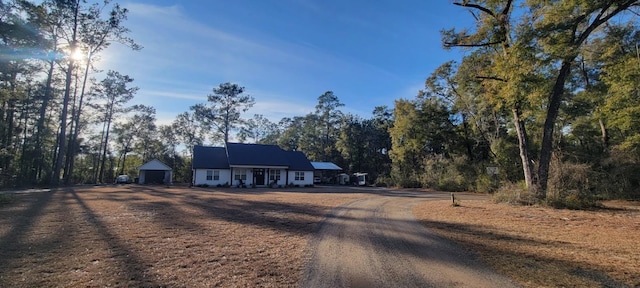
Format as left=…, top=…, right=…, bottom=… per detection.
left=231, top=168, right=252, bottom=187
left=193, top=169, right=231, bottom=186
left=195, top=169, right=313, bottom=187
left=267, top=169, right=285, bottom=187
left=287, top=171, right=314, bottom=186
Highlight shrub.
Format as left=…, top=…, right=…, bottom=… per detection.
left=475, top=173, right=499, bottom=193
left=594, top=149, right=640, bottom=200
left=374, top=175, right=392, bottom=187
left=546, top=157, right=597, bottom=209
left=546, top=190, right=596, bottom=209
left=421, top=156, right=477, bottom=192
left=492, top=182, right=537, bottom=205
left=397, top=178, right=422, bottom=188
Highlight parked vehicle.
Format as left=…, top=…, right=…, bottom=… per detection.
left=115, top=175, right=131, bottom=184
left=353, top=173, right=367, bottom=186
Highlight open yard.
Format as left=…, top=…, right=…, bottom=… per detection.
left=0, top=185, right=364, bottom=287
left=0, top=185, right=638, bottom=287
left=414, top=199, right=640, bottom=287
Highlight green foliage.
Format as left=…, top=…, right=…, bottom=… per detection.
left=546, top=191, right=596, bottom=210
left=592, top=149, right=640, bottom=200
left=490, top=137, right=526, bottom=183
left=374, top=175, right=392, bottom=187
left=238, top=114, right=278, bottom=144
left=492, top=182, right=538, bottom=206
left=420, top=157, right=468, bottom=192
left=475, top=173, right=498, bottom=193
left=191, top=82, right=255, bottom=144
left=2, top=0, right=640, bottom=210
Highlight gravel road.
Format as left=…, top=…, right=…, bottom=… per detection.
left=302, top=190, right=519, bottom=288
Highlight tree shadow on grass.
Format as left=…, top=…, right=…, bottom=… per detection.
left=0, top=191, right=56, bottom=268
left=418, top=219, right=630, bottom=287
left=182, top=196, right=362, bottom=236
left=68, top=189, right=162, bottom=287
left=0, top=190, right=57, bottom=287
left=127, top=200, right=207, bottom=233
left=114, top=185, right=368, bottom=236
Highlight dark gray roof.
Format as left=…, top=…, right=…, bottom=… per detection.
left=226, top=143, right=289, bottom=167
left=193, top=143, right=314, bottom=171
left=192, top=145, right=229, bottom=169
left=287, top=151, right=315, bottom=171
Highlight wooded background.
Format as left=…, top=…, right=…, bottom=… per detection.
left=1, top=0, right=638, bottom=207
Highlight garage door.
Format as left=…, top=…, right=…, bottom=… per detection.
left=145, top=170, right=165, bottom=184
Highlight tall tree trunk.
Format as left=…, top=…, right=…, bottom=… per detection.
left=51, top=0, right=79, bottom=185
left=94, top=121, right=107, bottom=183
left=537, top=61, right=572, bottom=197
left=19, top=99, right=29, bottom=186
left=35, top=59, right=56, bottom=184
left=63, top=71, right=80, bottom=183
left=18, top=84, right=34, bottom=185
left=461, top=113, right=474, bottom=161
left=65, top=56, right=91, bottom=185
left=120, top=151, right=127, bottom=175
left=513, top=107, right=533, bottom=189
left=224, top=115, right=230, bottom=144
left=98, top=114, right=113, bottom=183
left=599, top=118, right=609, bottom=152
left=52, top=61, right=74, bottom=185
left=4, top=99, right=15, bottom=173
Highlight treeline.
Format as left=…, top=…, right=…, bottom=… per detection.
left=388, top=0, right=640, bottom=206
left=0, top=0, right=149, bottom=187
left=2, top=0, right=640, bottom=207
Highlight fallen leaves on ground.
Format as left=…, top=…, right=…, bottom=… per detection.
left=413, top=199, right=640, bottom=288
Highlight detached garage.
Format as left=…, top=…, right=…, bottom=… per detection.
left=138, top=159, right=172, bottom=184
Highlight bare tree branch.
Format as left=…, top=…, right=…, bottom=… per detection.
left=476, top=76, right=507, bottom=82
left=454, top=2, right=495, bottom=18
left=444, top=40, right=503, bottom=48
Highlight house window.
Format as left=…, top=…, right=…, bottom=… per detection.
left=234, top=170, right=247, bottom=180
left=213, top=170, right=220, bottom=180
left=206, top=170, right=213, bottom=180
left=269, top=170, right=281, bottom=181
left=295, top=171, right=304, bottom=181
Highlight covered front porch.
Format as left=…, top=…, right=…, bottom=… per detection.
left=229, top=166, right=288, bottom=187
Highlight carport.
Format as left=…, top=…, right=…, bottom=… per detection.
left=138, top=159, right=172, bottom=184
left=311, top=162, right=343, bottom=184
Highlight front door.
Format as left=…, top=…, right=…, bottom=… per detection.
left=253, top=169, right=265, bottom=185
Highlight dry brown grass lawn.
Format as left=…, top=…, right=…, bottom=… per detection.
left=2, top=186, right=639, bottom=287
left=413, top=199, right=640, bottom=288
left=0, top=185, right=364, bottom=287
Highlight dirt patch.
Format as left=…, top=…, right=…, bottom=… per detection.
left=0, top=185, right=364, bottom=287
left=413, top=199, right=640, bottom=288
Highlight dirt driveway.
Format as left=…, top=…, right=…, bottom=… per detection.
left=302, top=191, right=517, bottom=288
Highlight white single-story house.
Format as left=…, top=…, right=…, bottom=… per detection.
left=192, top=143, right=315, bottom=187
left=138, top=159, right=172, bottom=184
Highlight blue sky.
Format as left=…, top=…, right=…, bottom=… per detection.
left=99, top=0, right=472, bottom=127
